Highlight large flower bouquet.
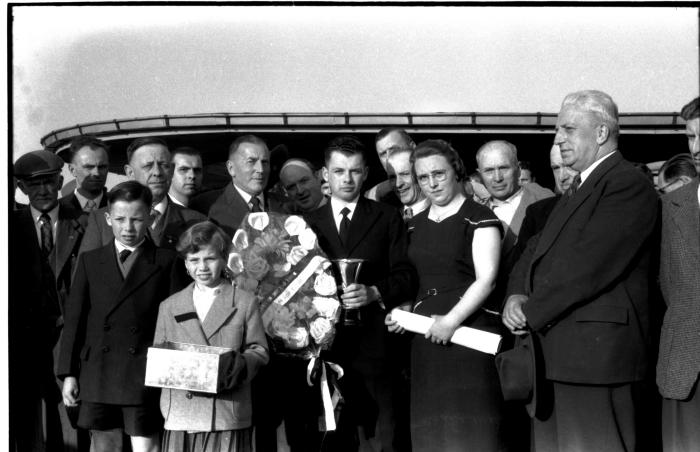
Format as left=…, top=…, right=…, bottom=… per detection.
left=227, top=212, right=341, bottom=360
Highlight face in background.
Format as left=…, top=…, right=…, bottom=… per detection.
left=105, top=199, right=152, bottom=247
left=686, top=117, right=700, bottom=172
left=554, top=106, right=604, bottom=173
left=185, top=244, right=226, bottom=288
left=518, top=169, right=533, bottom=186
left=477, top=145, right=520, bottom=201
left=18, top=174, right=63, bottom=213
left=323, top=151, right=368, bottom=203
left=227, top=142, right=270, bottom=196
left=170, top=153, right=203, bottom=199
left=376, top=131, right=411, bottom=173
left=549, top=145, right=579, bottom=194
left=415, top=154, right=459, bottom=207
left=280, top=164, right=324, bottom=212
left=387, top=151, right=423, bottom=206
left=124, top=144, right=172, bottom=204
left=70, top=146, right=109, bottom=197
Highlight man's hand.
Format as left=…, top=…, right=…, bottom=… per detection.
left=502, top=294, right=529, bottom=335
left=385, top=303, right=411, bottom=334
left=62, top=377, right=80, bottom=407
left=341, top=284, right=378, bottom=310
left=426, top=314, right=460, bottom=345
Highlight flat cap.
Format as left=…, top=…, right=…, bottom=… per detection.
left=14, top=150, right=64, bottom=179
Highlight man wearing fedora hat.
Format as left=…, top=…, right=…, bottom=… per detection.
left=11, top=150, right=88, bottom=451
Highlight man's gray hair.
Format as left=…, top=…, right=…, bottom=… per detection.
left=475, top=140, right=519, bottom=167
left=561, top=90, right=620, bottom=140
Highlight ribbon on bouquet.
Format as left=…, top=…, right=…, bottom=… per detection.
left=306, top=357, right=344, bottom=431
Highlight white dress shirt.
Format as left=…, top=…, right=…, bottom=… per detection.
left=489, top=188, right=524, bottom=227
left=579, top=151, right=617, bottom=186
left=74, top=189, right=103, bottom=211
left=234, top=184, right=265, bottom=211
left=192, top=281, right=226, bottom=322
left=330, top=197, right=359, bottom=232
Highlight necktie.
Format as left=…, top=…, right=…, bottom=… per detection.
left=119, top=249, right=132, bottom=264
left=567, top=175, right=582, bottom=198
left=84, top=199, right=97, bottom=212
left=403, top=207, right=413, bottom=222
left=150, top=208, right=161, bottom=229
left=250, top=197, right=262, bottom=213
left=39, top=213, right=53, bottom=256
left=339, top=207, right=351, bottom=246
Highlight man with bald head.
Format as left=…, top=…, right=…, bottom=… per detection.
left=279, top=158, right=327, bottom=213
left=503, top=90, right=658, bottom=451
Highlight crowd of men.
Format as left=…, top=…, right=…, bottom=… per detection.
left=9, top=91, right=700, bottom=452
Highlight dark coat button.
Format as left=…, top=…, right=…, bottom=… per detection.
left=103, top=324, right=110, bottom=331
left=185, top=392, right=193, bottom=399
left=129, top=326, right=139, bottom=334
left=102, top=346, right=110, bottom=353
left=128, top=347, right=136, bottom=354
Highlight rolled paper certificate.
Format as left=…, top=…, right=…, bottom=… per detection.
left=391, top=308, right=502, bottom=355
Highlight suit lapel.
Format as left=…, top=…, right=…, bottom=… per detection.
left=109, top=240, right=161, bottom=315
left=170, top=285, right=209, bottom=345
left=200, top=283, right=238, bottom=341
left=314, top=202, right=346, bottom=255
left=345, top=198, right=382, bottom=254
left=50, top=206, right=83, bottom=280
left=669, top=181, right=700, bottom=267
left=97, top=244, right=127, bottom=309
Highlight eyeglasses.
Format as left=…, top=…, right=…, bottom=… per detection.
left=417, top=170, right=449, bottom=185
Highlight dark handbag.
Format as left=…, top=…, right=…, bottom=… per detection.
left=495, top=333, right=536, bottom=402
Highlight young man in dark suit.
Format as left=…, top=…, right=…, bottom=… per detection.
left=503, top=90, right=658, bottom=452
left=79, top=137, right=206, bottom=254
left=58, top=181, right=182, bottom=452
left=305, top=136, right=416, bottom=452
left=60, top=135, right=110, bottom=222
left=10, top=150, right=86, bottom=452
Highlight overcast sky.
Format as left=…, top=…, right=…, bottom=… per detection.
left=11, top=5, right=700, bottom=159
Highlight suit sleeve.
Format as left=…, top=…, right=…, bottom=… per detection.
left=57, top=253, right=90, bottom=379
left=375, top=208, right=418, bottom=309
left=522, top=171, right=658, bottom=331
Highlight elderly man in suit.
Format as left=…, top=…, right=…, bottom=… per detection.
left=656, top=169, right=700, bottom=450
left=79, top=137, right=206, bottom=253
left=305, top=136, right=416, bottom=452
left=60, top=135, right=110, bottom=219
left=11, top=150, right=86, bottom=451
left=502, top=90, right=658, bottom=452
left=205, top=135, right=285, bottom=237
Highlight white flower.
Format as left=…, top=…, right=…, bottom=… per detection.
left=232, top=229, right=249, bottom=250
left=312, top=296, right=340, bottom=319
left=284, top=215, right=307, bottom=237
left=287, top=327, right=309, bottom=349
left=314, top=272, right=338, bottom=297
left=227, top=252, right=244, bottom=274
left=273, top=262, right=292, bottom=277
left=298, top=228, right=317, bottom=250
left=310, top=317, right=333, bottom=345
left=286, top=246, right=309, bottom=266
left=248, top=212, right=270, bottom=231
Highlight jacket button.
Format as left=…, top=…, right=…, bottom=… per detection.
left=102, top=346, right=110, bottom=353
left=103, top=324, right=110, bottom=331
left=185, top=392, right=193, bottom=399
left=129, top=326, right=139, bottom=334
left=128, top=347, right=136, bottom=354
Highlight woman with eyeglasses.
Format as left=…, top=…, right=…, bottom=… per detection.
left=390, top=139, right=505, bottom=451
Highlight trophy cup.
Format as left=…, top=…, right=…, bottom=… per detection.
left=331, top=258, right=365, bottom=327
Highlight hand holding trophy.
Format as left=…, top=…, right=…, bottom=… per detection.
left=331, top=258, right=366, bottom=326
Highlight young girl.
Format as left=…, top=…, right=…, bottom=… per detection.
left=153, top=221, right=269, bottom=452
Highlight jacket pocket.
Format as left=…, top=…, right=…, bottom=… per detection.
left=575, top=305, right=628, bottom=324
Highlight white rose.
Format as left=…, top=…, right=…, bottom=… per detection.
left=248, top=212, right=270, bottom=231
left=314, top=272, right=338, bottom=297
left=273, top=262, right=292, bottom=277
left=232, top=229, right=249, bottom=250
left=286, top=327, right=309, bottom=349
left=227, top=252, right=244, bottom=274
left=284, top=215, right=307, bottom=237
left=298, top=228, right=317, bottom=250
left=312, top=296, right=340, bottom=319
left=310, top=317, right=333, bottom=345
left=286, top=246, right=309, bottom=266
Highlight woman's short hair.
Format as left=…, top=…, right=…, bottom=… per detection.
left=412, top=139, right=467, bottom=182
left=176, top=221, right=231, bottom=260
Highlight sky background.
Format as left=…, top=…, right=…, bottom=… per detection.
left=12, top=5, right=699, bottom=160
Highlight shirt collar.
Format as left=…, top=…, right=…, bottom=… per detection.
left=74, top=189, right=103, bottom=210
left=407, top=197, right=430, bottom=216
left=330, top=196, right=359, bottom=219
left=30, top=204, right=59, bottom=225
left=233, top=184, right=264, bottom=209
left=152, top=196, right=168, bottom=216
left=114, top=238, right=145, bottom=253
left=489, top=187, right=523, bottom=208
left=168, top=192, right=186, bottom=207
left=580, top=151, right=617, bottom=185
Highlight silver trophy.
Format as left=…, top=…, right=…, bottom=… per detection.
left=331, top=258, right=366, bottom=326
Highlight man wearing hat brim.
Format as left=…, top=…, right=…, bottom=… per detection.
left=10, top=150, right=88, bottom=451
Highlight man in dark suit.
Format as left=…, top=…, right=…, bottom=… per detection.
left=79, top=137, right=206, bottom=254
left=167, top=146, right=204, bottom=208
left=656, top=163, right=700, bottom=451
left=58, top=181, right=181, bottom=452
left=60, top=135, right=110, bottom=224
left=502, top=90, right=658, bottom=452
left=198, top=135, right=284, bottom=237
left=10, top=150, right=86, bottom=452
left=305, top=136, right=416, bottom=452
left=364, top=128, right=414, bottom=207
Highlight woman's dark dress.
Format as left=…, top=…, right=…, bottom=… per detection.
left=408, top=198, right=505, bottom=452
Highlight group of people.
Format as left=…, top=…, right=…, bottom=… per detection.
left=9, top=90, right=700, bottom=452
